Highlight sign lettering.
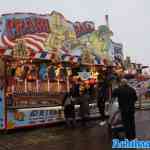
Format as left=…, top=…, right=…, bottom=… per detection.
left=29, top=109, right=58, bottom=121
left=5, top=17, right=50, bottom=39
left=74, top=21, right=95, bottom=37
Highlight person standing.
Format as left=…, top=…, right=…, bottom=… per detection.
left=71, top=77, right=81, bottom=98
left=79, top=84, right=90, bottom=126
left=62, top=92, right=76, bottom=128
left=112, top=79, right=137, bottom=140
left=97, top=72, right=110, bottom=126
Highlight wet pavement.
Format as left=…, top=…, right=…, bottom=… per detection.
left=0, top=110, right=150, bottom=150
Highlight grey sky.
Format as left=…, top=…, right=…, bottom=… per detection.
left=0, top=0, right=150, bottom=65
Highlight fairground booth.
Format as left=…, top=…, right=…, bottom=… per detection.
left=123, top=57, right=150, bottom=109
left=0, top=11, right=122, bottom=130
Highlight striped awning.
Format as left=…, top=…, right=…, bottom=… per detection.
left=0, top=48, right=106, bottom=65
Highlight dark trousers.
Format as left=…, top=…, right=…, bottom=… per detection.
left=65, top=118, right=76, bottom=127
left=80, top=117, right=88, bottom=126
left=121, top=111, right=136, bottom=140
left=97, top=98, right=106, bottom=121
left=64, top=105, right=76, bottom=127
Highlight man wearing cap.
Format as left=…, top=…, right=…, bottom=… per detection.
left=112, top=79, right=137, bottom=140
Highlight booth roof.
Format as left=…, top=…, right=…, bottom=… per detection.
left=0, top=48, right=107, bottom=65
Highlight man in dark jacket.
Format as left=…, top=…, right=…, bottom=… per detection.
left=97, top=71, right=111, bottom=126
left=71, top=78, right=81, bottom=98
left=112, top=79, right=137, bottom=140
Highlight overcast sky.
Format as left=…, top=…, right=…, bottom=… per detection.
left=0, top=0, right=150, bottom=65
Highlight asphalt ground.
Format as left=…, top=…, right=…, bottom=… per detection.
left=0, top=110, right=149, bottom=150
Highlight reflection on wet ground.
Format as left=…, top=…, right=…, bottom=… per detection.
left=0, top=110, right=149, bottom=150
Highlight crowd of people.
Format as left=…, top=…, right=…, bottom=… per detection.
left=62, top=68, right=138, bottom=140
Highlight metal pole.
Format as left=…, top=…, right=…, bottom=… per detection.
left=139, top=95, right=142, bottom=109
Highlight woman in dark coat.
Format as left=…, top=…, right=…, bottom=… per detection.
left=62, top=92, right=76, bottom=127
left=79, top=86, right=90, bottom=126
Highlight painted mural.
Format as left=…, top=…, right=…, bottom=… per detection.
left=0, top=11, right=113, bottom=64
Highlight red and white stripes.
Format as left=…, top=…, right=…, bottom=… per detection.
left=1, top=32, right=49, bottom=52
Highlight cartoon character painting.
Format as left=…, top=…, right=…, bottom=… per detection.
left=27, top=65, right=38, bottom=81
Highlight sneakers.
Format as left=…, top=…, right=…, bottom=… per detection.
left=99, top=121, right=106, bottom=126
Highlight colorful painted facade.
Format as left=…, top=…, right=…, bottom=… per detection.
left=0, top=11, right=114, bottom=65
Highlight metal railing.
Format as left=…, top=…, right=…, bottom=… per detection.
left=135, top=97, right=150, bottom=110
